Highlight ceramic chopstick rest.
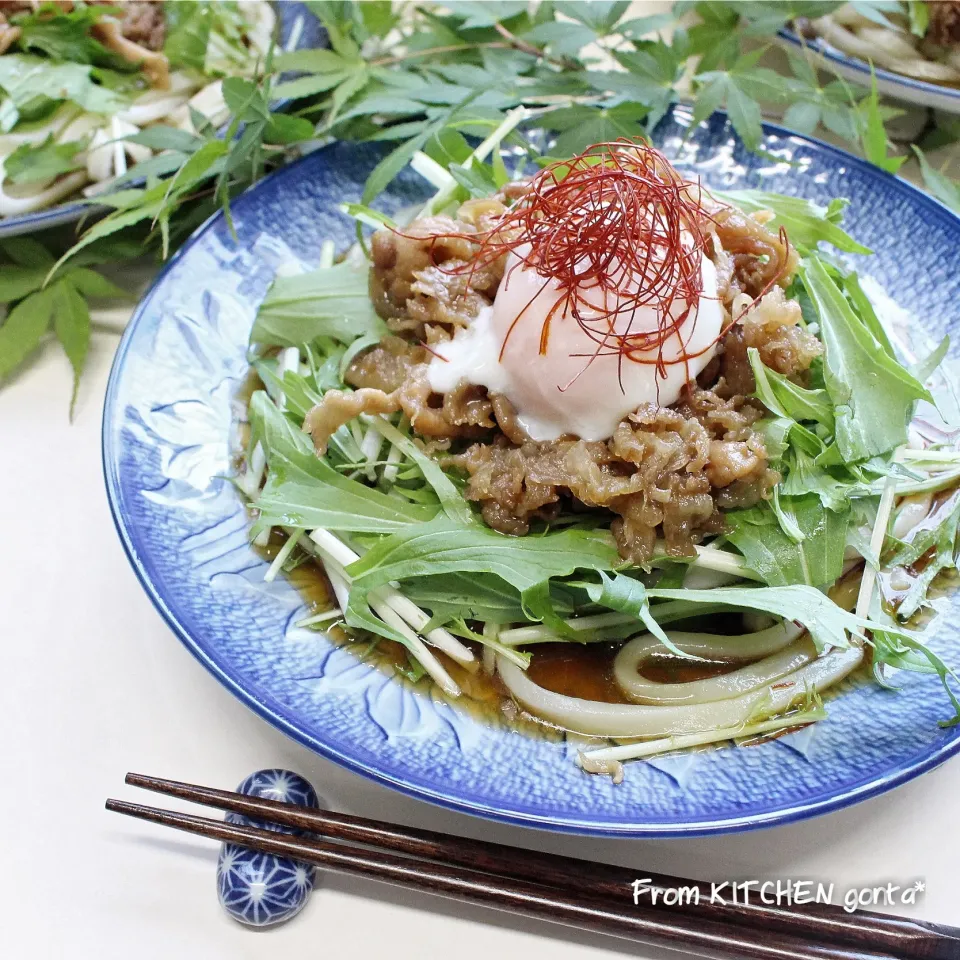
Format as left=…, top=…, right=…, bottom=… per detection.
left=216, top=769, right=322, bottom=926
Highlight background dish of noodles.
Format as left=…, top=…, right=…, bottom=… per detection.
left=102, top=108, right=960, bottom=836
left=0, top=1, right=324, bottom=239
left=778, top=23, right=960, bottom=116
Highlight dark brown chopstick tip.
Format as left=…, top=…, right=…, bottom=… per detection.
left=126, top=772, right=159, bottom=788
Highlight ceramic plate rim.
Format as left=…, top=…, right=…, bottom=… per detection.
left=102, top=114, right=960, bottom=837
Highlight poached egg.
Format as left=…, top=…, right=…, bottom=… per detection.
left=427, top=246, right=723, bottom=442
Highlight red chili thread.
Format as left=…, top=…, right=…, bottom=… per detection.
left=402, top=140, right=790, bottom=392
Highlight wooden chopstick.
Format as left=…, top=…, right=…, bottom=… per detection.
left=106, top=796, right=898, bottom=960
left=123, top=772, right=960, bottom=960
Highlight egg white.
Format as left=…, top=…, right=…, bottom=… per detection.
left=428, top=248, right=723, bottom=442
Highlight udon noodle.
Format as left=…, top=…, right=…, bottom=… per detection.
left=799, top=3, right=960, bottom=86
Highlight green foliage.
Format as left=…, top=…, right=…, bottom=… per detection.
left=5, top=0, right=960, bottom=427
left=51, top=279, right=90, bottom=418
left=913, top=147, right=960, bottom=213
left=47, top=0, right=958, bottom=280
left=694, top=49, right=787, bottom=151
left=862, top=70, right=906, bottom=173
left=0, top=240, right=127, bottom=414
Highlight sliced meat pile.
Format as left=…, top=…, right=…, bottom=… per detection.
left=448, top=391, right=776, bottom=563
left=304, top=191, right=822, bottom=564
left=369, top=195, right=515, bottom=342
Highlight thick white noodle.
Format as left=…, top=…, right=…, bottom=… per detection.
left=86, top=117, right=150, bottom=183
left=612, top=622, right=810, bottom=705
left=0, top=104, right=79, bottom=151
left=116, top=71, right=199, bottom=127
left=578, top=710, right=824, bottom=769
left=496, top=645, right=863, bottom=738
left=170, top=81, right=230, bottom=132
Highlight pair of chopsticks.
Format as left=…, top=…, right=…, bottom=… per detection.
left=108, top=774, right=959, bottom=960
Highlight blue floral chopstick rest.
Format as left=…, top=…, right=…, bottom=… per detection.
left=216, top=769, right=322, bottom=926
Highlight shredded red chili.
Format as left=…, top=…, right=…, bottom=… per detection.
left=403, top=139, right=788, bottom=386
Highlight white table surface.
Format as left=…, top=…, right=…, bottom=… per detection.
left=5, top=4, right=960, bottom=952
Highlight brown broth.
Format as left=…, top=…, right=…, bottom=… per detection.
left=525, top=643, right=736, bottom=705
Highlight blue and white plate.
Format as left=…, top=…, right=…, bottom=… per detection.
left=103, top=108, right=960, bottom=837
left=779, top=27, right=960, bottom=115
left=0, top=2, right=323, bottom=239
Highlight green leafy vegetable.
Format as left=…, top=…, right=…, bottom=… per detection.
left=12, top=3, right=127, bottom=68
left=251, top=389, right=438, bottom=532
left=868, top=592, right=960, bottom=727
left=842, top=271, right=896, bottom=358
left=347, top=514, right=620, bottom=629
left=251, top=261, right=387, bottom=347
left=164, top=0, right=214, bottom=70
left=0, top=54, right=127, bottom=121
left=888, top=491, right=960, bottom=619
left=749, top=347, right=835, bottom=432
left=403, top=571, right=529, bottom=624
left=365, top=415, right=473, bottom=525
left=801, top=256, right=931, bottom=461
left=646, top=583, right=908, bottom=653
left=727, top=496, right=849, bottom=587
left=584, top=571, right=691, bottom=657
left=257, top=472, right=436, bottom=532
